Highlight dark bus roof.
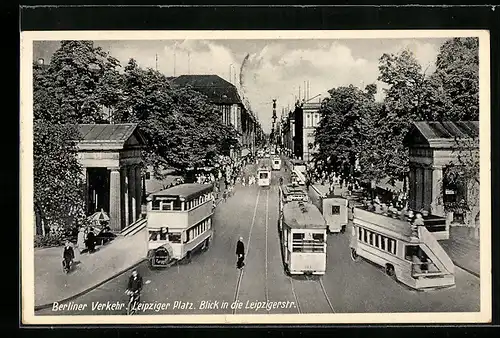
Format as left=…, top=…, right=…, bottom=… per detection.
left=151, top=183, right=213, bottom=200
left=282, top=201, right=326, bottom=229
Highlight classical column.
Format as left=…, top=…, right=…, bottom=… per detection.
left=121, top=167, right=129, bottom=228
left=431, top=165, right=445, bottom=217
left=423, top=166, right=433, bottom=212
left=128, top=166, right=136, bottom=224
left=108, top=168, right=121, bottom=232
left=135, top=165, right=142, bottom=219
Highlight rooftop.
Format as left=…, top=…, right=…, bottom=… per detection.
left=282, top=201, right=326, bottom=229
left=150, top=183, right=213, bottom=200
left=404, top=121, right=479, bottom=148
left=76, top=123, right=147, bottom=150
left=171, top=75, right=242, bottom=105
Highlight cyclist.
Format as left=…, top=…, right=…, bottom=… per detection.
left=126, top=270, right=143, bottom=313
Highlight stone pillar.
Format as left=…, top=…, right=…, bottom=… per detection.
left=121, top=167, right=129, bottom=228
left=415, top=166, right=423, bottom=211
left=134, top=165, right=142, bottom=220
left=423, top=166, right=433, bottom=212
left=128, top=166, right=136, bottom=224
left=431, top=165, right=445, bottom=217
left=108, top=168, right=121, bottom=232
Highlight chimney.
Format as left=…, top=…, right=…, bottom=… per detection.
left=37, top=58, right=44, bottom=65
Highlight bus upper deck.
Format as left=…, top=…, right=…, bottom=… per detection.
left=280, top=183, right=309, bottom=203
left=350, top=205, right=455, bottom=290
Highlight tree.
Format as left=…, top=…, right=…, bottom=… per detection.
left=426, top=37, right=479, bottom=121
left=33, top=121, right=86, bottom=234
left=38, top=40, right=122, bottom=123
left=376, top=49, right=429, bottom=182
left=116, top=59, right=239, bottom=178
left=314, top=84, right=381, bottom=179
left=441, top=136, right=480, bottom=236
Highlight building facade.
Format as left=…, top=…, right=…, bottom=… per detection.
left=403, top=121, right=479, bottom=227
left=286, top=100, right=321, bottom=162
left=76, top=123, right=147, bottom=232
left=171, top=75, right=257, bottom=159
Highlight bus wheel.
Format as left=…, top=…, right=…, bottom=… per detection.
left=350, top=248, right=359, bottom=262
left=385, top=264, right=396, bottom=279
left=184, top=251, right=192, bottom=264
left=202, top=238, right=211, bottom=251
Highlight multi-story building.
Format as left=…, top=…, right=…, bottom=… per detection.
left=289, top=100, right=321, bottom=162
left=171, top=74, right=257, bottom=158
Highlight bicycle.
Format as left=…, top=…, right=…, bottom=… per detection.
left=125, top=289, right=140, bottom=315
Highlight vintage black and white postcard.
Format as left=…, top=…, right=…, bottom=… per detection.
left=20, top=30, right=491, bottom=324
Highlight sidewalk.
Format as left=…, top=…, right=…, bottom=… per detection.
left=440, top=226, right=480, bottom=277
left=311, top=183, right=480, bottom=277
left=34, top=228, right=148, bottom=309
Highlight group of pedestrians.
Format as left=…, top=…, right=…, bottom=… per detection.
left=61, top=226, right=100, bottom=273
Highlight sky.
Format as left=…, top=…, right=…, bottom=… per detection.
left=34, top=38, right=449, bottom=133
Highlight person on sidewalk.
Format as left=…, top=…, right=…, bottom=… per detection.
left=62, top=240, right=74, bottom=273
left=236, top=237, right=245, bottom=269
left=76, top=227, right=86, bottom=258
left=86, top=228, right=96, bottom=254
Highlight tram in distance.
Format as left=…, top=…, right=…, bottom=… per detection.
left=257, top=158, right=272, bottom=187
left=279, top=200, right=327, bottom=275
left=350, top=205, right=455, bottom=290
left=272, top=157, right=282, bottom=171
left=146, top=183, right=214, bottom=268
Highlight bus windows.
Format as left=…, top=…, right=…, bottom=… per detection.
left=375, top=234, right=380, bottom=247
left=363, top=229, right=368, bottom=242
left=173, top=199, right=182, bottom=211
left=405, top=245, right=419, bottom=261
left=369, top=232, right=374, bottom=245
left=152, top=199, right=161, bottom=210
left=332, top=205, right=340, bottom=215
left=358, top=227, right=362, bottom=240
left=387, top=238, right=397, bottom=255
left=292, top=233, right=305, bottom=252
left=168, top=232, right=181, bottom=243
left=149, top=231, right=158, bottom=241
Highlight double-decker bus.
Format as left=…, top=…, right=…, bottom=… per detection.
left=350, top=206, right=455, bottom=290
left=279, top=201, right=327, bottom=275
left=146, top=184, right=214, bottom=268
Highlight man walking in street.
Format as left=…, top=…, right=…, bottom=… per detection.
left=236, top=236, right=245, bottom=269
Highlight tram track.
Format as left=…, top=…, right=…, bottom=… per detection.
left=264, top=188, right=270, bottom=314
left=232, top=188, right=261, bottom=314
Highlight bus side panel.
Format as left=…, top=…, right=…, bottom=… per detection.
left=181, top=229, right=212, bottom=258
left=290, top=253, right=326, bottom=274
left=188, top=203, right=213, bottom=228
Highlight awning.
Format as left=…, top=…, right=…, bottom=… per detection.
left=376, top=177, right=403, bottom=193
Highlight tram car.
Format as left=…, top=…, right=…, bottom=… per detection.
left=272, top=157, right=282, bottom=171
left=279, top=200, right=327, bottom=275
left=257, top=158, right=272, bottom=187
left=146, top=184, right=214, bottom=268
left=308, top=189, right=348, bottom=234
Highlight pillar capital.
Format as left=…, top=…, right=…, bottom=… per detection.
left=108, top=166, right=121, bottom=172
